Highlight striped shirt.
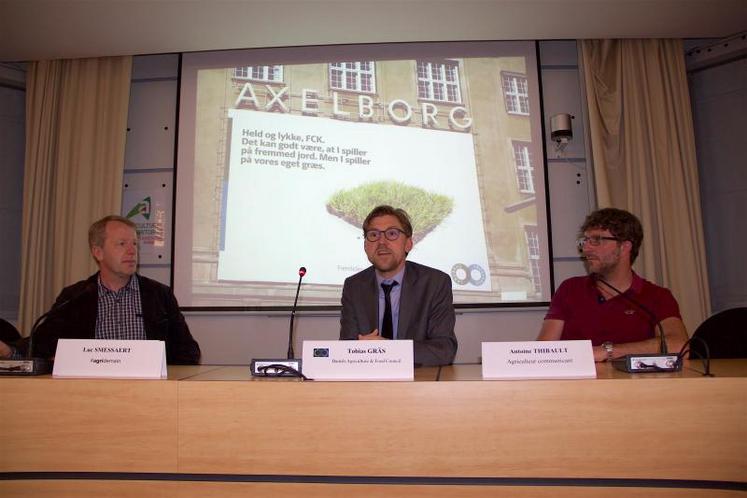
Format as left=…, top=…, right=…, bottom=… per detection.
left=95, top=274, right=146, bottom=340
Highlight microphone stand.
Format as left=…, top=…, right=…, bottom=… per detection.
left=250, top=267, right=306, bottom=378
left=287, top=269, right=305, bottom=359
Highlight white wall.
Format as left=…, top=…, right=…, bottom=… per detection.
left=126, top=41, right=594, bottom=364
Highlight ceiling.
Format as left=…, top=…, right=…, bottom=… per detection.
left=1, top=0, right=745, bottom=62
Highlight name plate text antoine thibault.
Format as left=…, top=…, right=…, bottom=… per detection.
left=302, top=340, right=414, bottom=381
left=52, top=339, right=167, bottom=379
left=482, top=340, right=596, bottom=380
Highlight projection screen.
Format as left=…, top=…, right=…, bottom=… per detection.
left=174, top=41, right=551, bottom=310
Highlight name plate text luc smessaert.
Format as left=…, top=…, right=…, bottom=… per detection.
left=52, top=339, right=167, bottom=379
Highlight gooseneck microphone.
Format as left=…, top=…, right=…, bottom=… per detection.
left=287, top=266, right=306, bottom=359
left=249, top=267, right=307, bottom=378
left=593, top=275, right=667, bottom=354
left=592, top=274, right=681, bottom=372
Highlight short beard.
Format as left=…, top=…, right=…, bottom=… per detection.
left=583, top=257, right=619, bottom=279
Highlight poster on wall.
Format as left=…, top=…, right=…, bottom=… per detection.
left=123, top=187, right=169, bottom=264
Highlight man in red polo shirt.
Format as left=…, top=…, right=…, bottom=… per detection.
left=537, top=208, right=688, bottom=362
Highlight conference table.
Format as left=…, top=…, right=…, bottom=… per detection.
left=1, top=361, right=745, bottom=497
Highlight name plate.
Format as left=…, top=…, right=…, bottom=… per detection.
left=52, top=339, right=167, bottom=379
left=482, top=340, right=595, bottom=380
left=302, top=340, right=414, bottom=381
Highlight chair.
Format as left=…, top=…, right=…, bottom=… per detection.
left=0, top=318, right=21, bottom=344
left=689, top=307, right=747, bottom=359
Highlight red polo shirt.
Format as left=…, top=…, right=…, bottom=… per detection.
left=545, top=273, right=681, bottom=346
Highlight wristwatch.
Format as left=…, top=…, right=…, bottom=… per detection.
left=602, top=341, right=614, bottom=360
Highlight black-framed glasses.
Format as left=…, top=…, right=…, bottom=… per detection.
left=365, top=228, right=405, bottom=242
left=576, top=235, right=620, bottom=249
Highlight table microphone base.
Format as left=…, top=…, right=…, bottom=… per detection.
left=250, top=358, right=302, bottom=377
left=0, top=358, right=51, bottom=376
left=611, top=354, right=682, bottom=373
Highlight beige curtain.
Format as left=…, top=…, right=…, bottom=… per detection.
left=581, top=39, right=710, bottom=333
left=19, top=56, right=132, bottom=335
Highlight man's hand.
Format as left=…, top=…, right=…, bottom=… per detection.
left=592, top=345, right=609, bottom=363
left=0, top=340, right=12, bottom=359
left=358, top=329, right=386, bottom=341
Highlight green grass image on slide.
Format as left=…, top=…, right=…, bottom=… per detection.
left=326, top=181, right=453, bottom=243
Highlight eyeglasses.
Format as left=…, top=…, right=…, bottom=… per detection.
left=365, top=228, right=406, bottom=242
left=576, top=235, right=620, bottom=249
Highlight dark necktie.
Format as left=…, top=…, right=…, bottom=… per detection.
left=381, top=281, right=398, bottom=339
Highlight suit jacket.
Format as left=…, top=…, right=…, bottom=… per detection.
left=31, top=273, right=201, bottom=364
left=340, top=261, right=457, bottom=366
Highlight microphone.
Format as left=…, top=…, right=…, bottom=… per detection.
left=0, top=282, right=95, bottom=376
left=287, top=266, right=306, bottom=359
left=592, top=274, right=681, bottom=373
left=250, top=266, right=307, bottom=378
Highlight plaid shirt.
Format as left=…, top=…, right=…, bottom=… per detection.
left=95, top=274, right=146, bottom=340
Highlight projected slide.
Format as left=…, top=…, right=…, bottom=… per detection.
left=175, top=42, right=550, bottom=308
left=220, top=109, right=491, bottom=290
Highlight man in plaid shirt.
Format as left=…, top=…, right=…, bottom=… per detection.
left=1, top=215, right=200, bottom=364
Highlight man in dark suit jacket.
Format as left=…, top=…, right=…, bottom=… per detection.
left=0, top=215, right=200, bottom=364
left=339, top=205, right=457, bottom=366
left=30, top=272, right=200, bottom=365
